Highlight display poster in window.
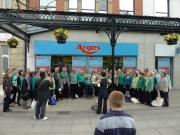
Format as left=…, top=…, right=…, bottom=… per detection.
left=158, top=58, right=170, bottom=74
left=123, top=57, right=137, bottom=69
left=72, top=56, right=87, bottom=72
left=89, top=57, right=103, bottom=72
left=35, top=56, right=51, bottom=72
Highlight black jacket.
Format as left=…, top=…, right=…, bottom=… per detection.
left=35, top=79, right=52, bottom=101
left=99, top=78, right=108, bottom=98
left=3, top=75, right=12, bottom=96
left=21, top=78, right=31, bottom=100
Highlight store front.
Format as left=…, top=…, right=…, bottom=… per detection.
left=34, top=40, right=138, bottom=72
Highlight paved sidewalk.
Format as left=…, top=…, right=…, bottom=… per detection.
left=0, top=90, right=180, bottom=135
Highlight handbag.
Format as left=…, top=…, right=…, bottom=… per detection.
left=49, top=95, right=56, bottom=105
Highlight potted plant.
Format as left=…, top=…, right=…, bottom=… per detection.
left=7, top=38, right=19, bottom=48
left=53, top=28, right=68, bottom=44
left=164, top=33, right=179, bottom=45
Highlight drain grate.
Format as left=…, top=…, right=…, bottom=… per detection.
left=57, top=111, right=71, bottom=115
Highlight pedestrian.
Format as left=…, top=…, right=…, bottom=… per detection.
left=96, top=72, right=111, bottom=114
left=77, top=69, right=85, bottom=97
left=130, top=72, right=139, bottom=98
left=84, top=71, right=94, bottom=97
left=34, top=71, right=52, bottom=120
left=137, top=72, right=146, bottom=104
left=94, top=91, right=136, bottom=135
left=91, top=70, right=98, bottom=96
left=52, top=67, right=61, bottom=101
left=158, top=72, right=169, bottom=107
left=11, top=68, right=18, bottom=105
left=17, top=69, right=24, bottom=106
left=60, top=67, right=70, bottom=98
left=70, top=69, right=78, bottom=99
left=145, top=72, right=154, bottom=107
left=21, top=71, right=31, bottom=109
left=3, top=69, right=12, bottom=112
left=125, top=72, right=132, bottom=94
left=118, top=70, right=126, bottom=94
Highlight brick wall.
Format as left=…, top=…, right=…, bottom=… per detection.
left=134, top=0, right=143, bottom=16
left=29, top=0, right=40, bottom=10
left=56, top=0, right=65, bottom=11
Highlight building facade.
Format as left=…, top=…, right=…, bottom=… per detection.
left=0, top=0, right=180, bottom=89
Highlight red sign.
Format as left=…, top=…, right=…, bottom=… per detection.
left=76, top=44, right=101, bottom=54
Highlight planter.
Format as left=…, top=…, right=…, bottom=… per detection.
left=167, top=39, right=177, bottom=45
left=56, top=36, right=66, bottom=44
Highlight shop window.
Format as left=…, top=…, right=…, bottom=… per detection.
left=3, top=0, right=12, bottom=8
left=69, top=0, right=78, bottom=12
left=1, top=46, right=9, bottom=74
left=82, top=0, right=95, bottom=13
left=40, top=0, right=56, bottom=11
left=119, top=0, right=134, bottom=15
left=155, top=0, right=168, bottom=17
left=99, top=0, right=108, bottom=13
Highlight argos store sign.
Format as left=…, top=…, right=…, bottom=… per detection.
left=34, top=40, right=138, bottom=56
left=76, top=44, right=101, bottom=54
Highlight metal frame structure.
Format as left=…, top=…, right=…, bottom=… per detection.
left=1, top=8, right=180, bottom=86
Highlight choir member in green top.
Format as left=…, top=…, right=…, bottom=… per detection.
left=118, top=70, right=126, bottom=94
left=130, top=73, right=139, bottom=98
left=59, top=67, right=70, bottom=98
left=70, top=69, right=78, bottom=99
left=145, top=72, right=154, bottom=107
left=137, top=72, right=146, bottom=103
left=77, top=69, right=85, bottom=97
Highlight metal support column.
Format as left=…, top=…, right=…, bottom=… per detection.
left=24, top=41, right=27, bottom=71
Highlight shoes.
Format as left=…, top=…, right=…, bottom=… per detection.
left=23, top=106, right=28, bottom=109
left=41, top=117, right=48, bottom=120
left=34, top=116, right=38, bottom=120
left=162, top=105, right=169, bottom=107
left=96, top=112, right=101, bottom=114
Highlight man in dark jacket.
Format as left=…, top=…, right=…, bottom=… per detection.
left=3, top=69, right=12, bottom=112
left=94, top=91, right=136, bottom=135
left=34, top=71, right=52, bottom=120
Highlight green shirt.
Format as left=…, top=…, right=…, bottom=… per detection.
left=70, top=73, right=78, bottom=84
left=137, top=77, right=146, bottom=90
left=131, top=77, right=139, bottom=89
left=77, top=74, right=85, bottom=83
left=60, top=72, right=69, bottom=81
left=118, top=73, right=126, bottom=85
left=145, top=77, right=154, bottom=92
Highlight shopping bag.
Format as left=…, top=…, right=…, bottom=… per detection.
left=131, top=97, right=140, bottom=104
left=49, top=96, right=56, bottom=105
left=151, top=97, right=164, bottom=107
left=31, top=100, right=37, bottom=112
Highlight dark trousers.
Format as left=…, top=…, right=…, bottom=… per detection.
left=3, top=95, right=11, bottom=112
left=84, top=84, right=94, bottom=97
left=35, top=100, right=47, bottom=119
left=11, top=86, right=18, bottom=103
left=62, top=83, right=69, bottom=98
left=138, top=89, right=145, bottom=104
left=145, top=91, right=153, bottom=106
left=152, top=87, right=158, bottom=100
left=78, top=82, right=85, bottom=97
left=55, top=88, right=61, bottom=100
left=118, top=84, right=125, bottom=94
left=125, top=84, right=131, bottom=93
left=94, top=85, right=99, bottom=96
left=160, top=91, right=169, bottom=106
left=97, top=96, right=107, bottom=114
left=70, top=84, right=78, bottom=98
left=17, top=89, right=21, bottom=104
left=130, top=88, right=138, bottom=98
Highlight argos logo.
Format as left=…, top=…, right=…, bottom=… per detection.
left=76, top=44, right=101, bottom=54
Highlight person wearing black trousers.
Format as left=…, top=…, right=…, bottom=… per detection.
left=3, top=69, right=12, bottom=112
left=17, top=70, right=24, bottom=106
left=11, top=68, right=18, bottom=104
left=70, top=69, right=78, bottom=99
left=96, top=72, right=111, bottom=114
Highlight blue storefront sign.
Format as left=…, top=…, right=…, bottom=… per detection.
left=34, top=40, right=138, bottom=56
left=158, top=58, right=170, bottom=72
